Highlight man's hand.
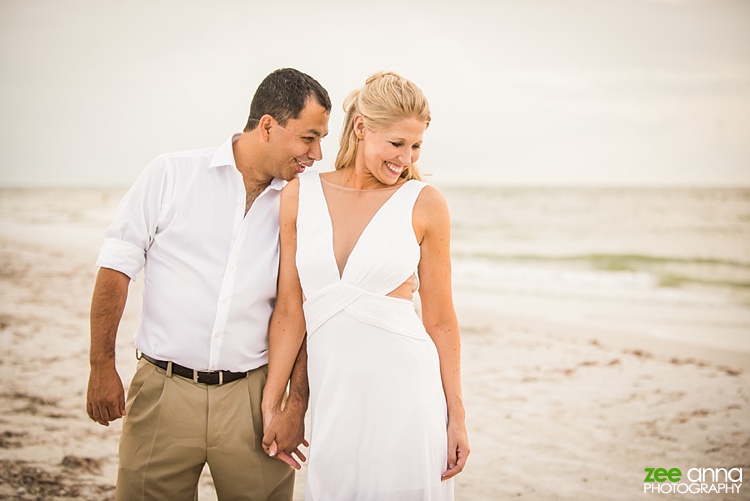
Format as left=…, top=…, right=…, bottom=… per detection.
left=262, top=404, right=308, bottom=470
left=86, top=365, right=126, bottom=426
left=87, top=267, right=130, bottom=426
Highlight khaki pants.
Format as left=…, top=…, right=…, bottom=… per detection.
left=116, top=359, right=294, bottom=501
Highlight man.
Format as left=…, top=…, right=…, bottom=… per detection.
left=86, top=68, right=330, bottom=500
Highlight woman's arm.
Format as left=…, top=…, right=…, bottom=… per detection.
left=261, top=179, right=308, bottom=467
left=415, top=185, right=470, bottom=480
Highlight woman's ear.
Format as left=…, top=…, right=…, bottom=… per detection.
left=353, top=114, right=366, bottom=140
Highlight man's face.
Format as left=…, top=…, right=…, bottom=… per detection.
left=267, top=97, right=330, bottom=181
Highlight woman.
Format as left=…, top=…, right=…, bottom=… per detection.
left=263, top=72, right=469, bottom=500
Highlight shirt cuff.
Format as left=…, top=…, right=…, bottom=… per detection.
left=96, top=237, right=146, bottom=281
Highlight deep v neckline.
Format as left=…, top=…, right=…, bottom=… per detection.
left=317, top=174, right=410, bottom=280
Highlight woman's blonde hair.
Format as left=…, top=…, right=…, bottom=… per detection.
left=334, top=71, right=430, bottom=181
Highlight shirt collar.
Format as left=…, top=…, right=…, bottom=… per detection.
left=209, top=133, right=241, bottom=170
left=209, top=133, right=286, bottom=191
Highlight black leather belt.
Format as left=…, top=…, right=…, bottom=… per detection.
left=139, top=352, right=248, bottom=385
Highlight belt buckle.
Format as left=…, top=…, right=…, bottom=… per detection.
left=194, top=370, right=223, bottom=385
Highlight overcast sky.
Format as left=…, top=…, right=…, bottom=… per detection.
left=1, top=0, right=749, bottom=187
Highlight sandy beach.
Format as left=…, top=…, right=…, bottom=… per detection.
left=1, top=190, right=749, bottom=500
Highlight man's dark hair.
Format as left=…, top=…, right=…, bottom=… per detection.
left=244, top=68, right=331, bottom=131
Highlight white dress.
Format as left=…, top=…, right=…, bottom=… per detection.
left=296, top=170, right=454, bottom=501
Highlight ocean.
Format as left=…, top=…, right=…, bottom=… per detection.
left=441, top=185, right=750, bottom=355
left=2, top=185, right=749, bottom=352
left=444, top=185, right=750, bottom=293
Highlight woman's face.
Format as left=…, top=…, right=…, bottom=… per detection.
left=357, top=116, right=427, bottom=185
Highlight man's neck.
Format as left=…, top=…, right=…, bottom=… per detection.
left=232, top=132, right=273, bottom=214
left=233, top=133, right=273, bottom=190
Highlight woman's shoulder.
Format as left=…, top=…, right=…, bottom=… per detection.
left=281, top=176, right=300, bottom=193
left=280, top=177, right=301, bottom=208
left=414, top=183, right=448, bottom=210
left=413, top=183, right=450, bottom=232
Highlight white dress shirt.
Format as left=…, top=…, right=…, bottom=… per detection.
left=97, top=134, right=285, bottom=372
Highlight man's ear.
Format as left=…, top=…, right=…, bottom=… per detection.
left=259, top=115, right=274, bottom=141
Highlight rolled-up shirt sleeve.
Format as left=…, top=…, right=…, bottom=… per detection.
left=96, top=155, right=169, bottom=281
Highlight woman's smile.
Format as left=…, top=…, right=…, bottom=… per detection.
left=384, top=161, right=405, bottom=176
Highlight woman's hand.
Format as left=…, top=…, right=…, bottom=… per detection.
left=262, top=403, right=308, bottom=470
left=442, top=417, right=470, bottom=480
